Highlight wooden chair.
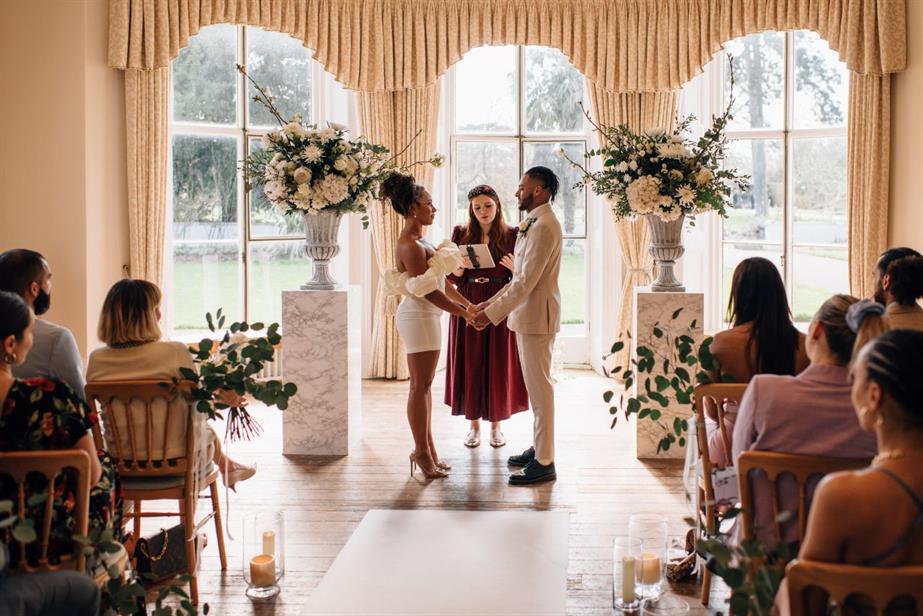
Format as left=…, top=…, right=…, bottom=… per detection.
left=85, top=380, right=228, bottom=604
left=786, top=559, right=923, bottom=615
left=0, top=450, right=91, bottom=574
left=693, top=383, right=748, bottom=606
left=737, top=451, right=871, bottom=543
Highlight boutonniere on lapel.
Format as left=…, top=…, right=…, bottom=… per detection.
left=518, top=216, right=537, bottom=237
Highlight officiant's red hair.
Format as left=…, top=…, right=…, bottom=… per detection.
left=460, top=184, right=514, bottom=255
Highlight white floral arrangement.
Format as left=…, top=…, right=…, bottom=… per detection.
left=239, top=65, right=443, bottom=228
left=563, top=59, right=749, bottom=223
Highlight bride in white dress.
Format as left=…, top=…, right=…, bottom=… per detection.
left=381, top=173, right=475, bottom=479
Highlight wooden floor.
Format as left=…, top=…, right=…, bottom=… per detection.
left=147, top=369, right=727, bottom=614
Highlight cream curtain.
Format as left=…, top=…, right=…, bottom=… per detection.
left=587, top=84, right=678, bottom=369
left=108, top=0, right=906, bottom=90
left=358, top=83, right=441, bottom=379
left=125, top=68, right=170, bottom=284
left=847, top=72, right=891, bottom=298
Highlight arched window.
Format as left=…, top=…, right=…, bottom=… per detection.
left=168, top=25, right=343, bottom=333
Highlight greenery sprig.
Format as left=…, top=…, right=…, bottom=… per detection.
left=602, top=307, right=720, bottom=453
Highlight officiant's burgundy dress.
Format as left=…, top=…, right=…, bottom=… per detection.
left=445, top=225, right=529, bottom=421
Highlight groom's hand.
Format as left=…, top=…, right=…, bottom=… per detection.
left=471, top=310, right=491, bottom=331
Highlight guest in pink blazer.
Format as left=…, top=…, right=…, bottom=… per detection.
left=732, top=295, right=887, bottom=544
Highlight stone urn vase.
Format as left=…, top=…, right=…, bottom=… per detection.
left=645, top=213, right=685, bottom=292
left=301, top=210, right=344, bottom=290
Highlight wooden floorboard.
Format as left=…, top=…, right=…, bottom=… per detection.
left=140, top=369, right=728, bottom=614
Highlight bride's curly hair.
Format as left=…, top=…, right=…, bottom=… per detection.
left=380, top=172, right=425, bottom=217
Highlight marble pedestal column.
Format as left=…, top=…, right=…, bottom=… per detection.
left=632, top=288, right=704, bottom=460
left=282, top=287, right=361, bottom=455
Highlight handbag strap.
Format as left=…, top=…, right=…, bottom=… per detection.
left=139, top=528, right=170, bottom=561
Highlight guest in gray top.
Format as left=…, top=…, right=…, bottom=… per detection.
left=732, top=295, right=886, bottom=544
left=0, top=249, right=85, bottom=400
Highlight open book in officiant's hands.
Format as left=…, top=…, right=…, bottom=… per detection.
left=457, top=244, right=496, bottom=269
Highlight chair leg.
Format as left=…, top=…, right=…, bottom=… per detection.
left=700, top=562, right=712, bottom=606
left=133, top=500, right=141, bottom=538
left=180, top=496, right=199, bottom=605
left=210, top=481, right=228, bottom=570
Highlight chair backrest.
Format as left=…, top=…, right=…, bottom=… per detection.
left=787, top=559, right=923, bottom=615
left=0, top=449, right=91, bottom=573
left=693, top=383, right=748, bottom=533
left=737, top=451, right=871, bottom=543
left=85, top=380, right=197, bottom=478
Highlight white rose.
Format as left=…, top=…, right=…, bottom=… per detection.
left=293, top=167, right=311, bottom=184
left=333, top=156, right=349, bottom=172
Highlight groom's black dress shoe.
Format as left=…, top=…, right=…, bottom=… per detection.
left=507, top=446, right=535, bottom=467
left=509, top=460, right=556, bottom=485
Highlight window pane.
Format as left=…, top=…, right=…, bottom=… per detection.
left=560, top=239, right=586, bottom=327
left=721, top=243, right=783, bottom=322
left=248, top=140, right=304, bottom=237
left=246, top=27, right=313, bottom=128
left=723, top=139, right=783, bottom=242
left=172, top=242, right=242, bottom=330
left=793, top=31, right=848, bottom=129
left=455, top=46, right=517, bottom=133
left=523, top=142, right=586, bottom=236
left=172, top=25, right=236, bottom=125
left=792, top=136, right=847, bottom=244
left=724, top=32, right=784, bottom=131
left=792, top=246, right=848, bottom=324
left=524, top=47, right=584, bottom=133
left=454, top=141, right=519, bottom=225
left=247, top=241, right=308, bottom=324
left=172, top=135, right=239, bottom=241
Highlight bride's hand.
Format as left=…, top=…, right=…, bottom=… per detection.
left=500, top=253, right=514, bottom=272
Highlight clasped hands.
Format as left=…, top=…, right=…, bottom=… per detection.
left=463, top=302, right=492, bottom=331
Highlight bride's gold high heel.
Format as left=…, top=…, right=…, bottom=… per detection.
left=409, top=452, right=449, bottom=479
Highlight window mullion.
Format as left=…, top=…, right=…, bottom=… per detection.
left=239, top=25, right=250, bottom=323
left=782, top=31, right=794, bottom=299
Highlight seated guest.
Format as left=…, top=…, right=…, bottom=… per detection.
left=874, top=249, right=923, bottom=331
left=732, top=295, right=885, bottom=544
left=86, top=279, right=254, bottom=490
left=706, top=257, right=809, bottom=466
left=0, top=249, right=85, bottom=400
left=0, top=570, right=100, bottom=616
left=0, top=291, right=122, bottom=566
left=778, top=330, right=923, bottom=615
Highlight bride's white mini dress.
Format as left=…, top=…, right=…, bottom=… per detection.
left=383, top=241, right=463, bottom=354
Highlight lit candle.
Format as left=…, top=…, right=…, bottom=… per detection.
left=621, top=555, right=636, bottom=602
left=640, top=551, right=662, bottom=585
left=263, top=530, right=275, bottom=557
left=250, top=554, right=276, bottom=587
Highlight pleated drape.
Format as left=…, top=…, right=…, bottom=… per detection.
left=108, top=0, right=906, bottom=91
left=847, top=72, right=891, bottom=298
left=587, top=83, right=678, bottom=370
left=358, top=83, right=441, bottom=379
left=125, top=68, right=170, bottom=284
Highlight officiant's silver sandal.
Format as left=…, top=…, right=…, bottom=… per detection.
left=464, top=430, right=480, bottom=448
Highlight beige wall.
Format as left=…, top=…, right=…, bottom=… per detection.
left=888, top=0, right=923, bottom=252
left=0, top=0, right=127, bottom=356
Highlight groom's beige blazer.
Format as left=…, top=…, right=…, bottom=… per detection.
left=484, top=202, right=562, bottom=333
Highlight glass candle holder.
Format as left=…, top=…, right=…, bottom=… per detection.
left=628, top=513, right=668, bottom=599
left=612, top=537, right=643, bottom=612
left=242, top=510, right=285, bottom=600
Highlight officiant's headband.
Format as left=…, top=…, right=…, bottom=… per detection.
left=467, top=184, right=500, bottom=204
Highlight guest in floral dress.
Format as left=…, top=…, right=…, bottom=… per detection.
left=446, top=185, right=529, bottom=448
left=0, top=291, right=122, bottom=568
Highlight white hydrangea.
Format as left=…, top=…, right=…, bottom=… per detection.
left=302, top=144, right=324, bottom=163
left=317, top=174, right=350, bottom=205
left=625, top=175, right=662, bottom=215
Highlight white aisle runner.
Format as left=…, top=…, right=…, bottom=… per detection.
left=304, top=509, right=570, bottom=615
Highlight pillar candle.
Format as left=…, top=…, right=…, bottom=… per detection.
left=263, top=530, right=275, bottom=556
left=640, top=551, right=662, bottom=584
left=250, top=554, right=276, bottom=587
left=621, top=555, right=636, bottom=602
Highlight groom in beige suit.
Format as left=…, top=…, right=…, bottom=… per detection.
left=472, top=166, right=563, bottom=485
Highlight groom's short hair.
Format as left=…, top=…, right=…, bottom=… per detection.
left=525, top=166, right=559, bottom=202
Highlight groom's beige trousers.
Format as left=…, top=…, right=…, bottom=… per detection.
left=516, top=332, right=556, bottom=465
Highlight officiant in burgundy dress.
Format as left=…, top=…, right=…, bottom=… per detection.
left=446, top=185, right=529, bottom=448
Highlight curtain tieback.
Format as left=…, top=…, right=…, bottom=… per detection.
left=384, top=295, right=401, bottom=316
left=627, top=267, right=650, bottom=274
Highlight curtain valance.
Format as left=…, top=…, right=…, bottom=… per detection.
left=109, top=0, right=906, bottom=91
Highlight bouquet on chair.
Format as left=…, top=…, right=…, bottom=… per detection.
left=238, top=65, right=443, bottom=229
left=174, top=308, right=298, bottom=442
